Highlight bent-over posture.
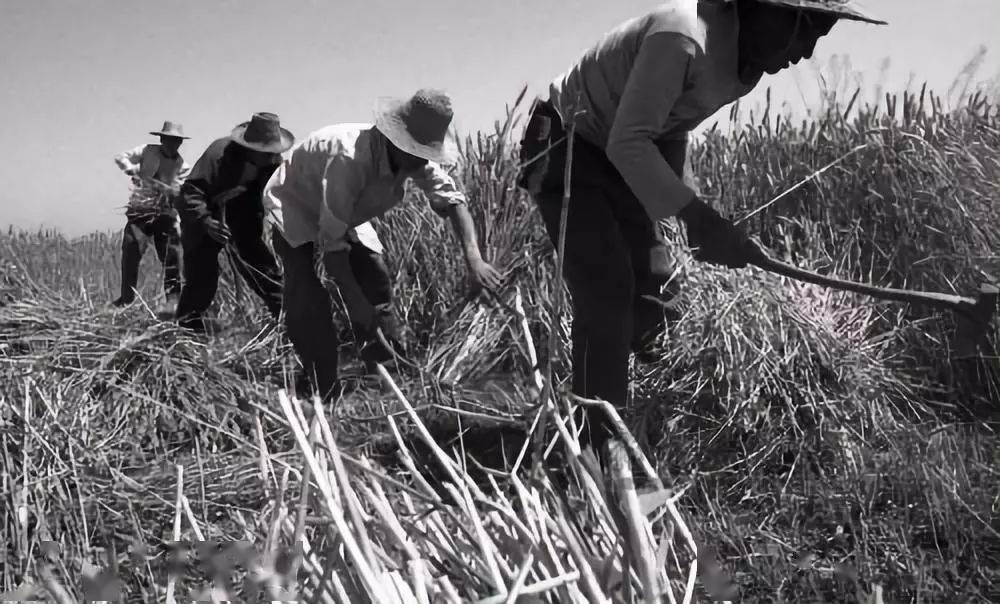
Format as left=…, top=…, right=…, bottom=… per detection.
left=516, top=0, right=886, bottom=449
left=264, top=88, right=502, bottom=400
left=175, top=112, right=294, bottom=331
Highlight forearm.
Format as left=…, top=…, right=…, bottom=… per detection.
left=605, top=31, right=702, bottom=222
left=446, top=203, right=484, bottom=264
left=116, top=158, right=139, bottom=176
left=178, top=184, right=213, bottom=224
left=606, top=139, right=697, bottom=221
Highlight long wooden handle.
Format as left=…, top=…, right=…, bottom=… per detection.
left=748, top=251, right=975, bottom=311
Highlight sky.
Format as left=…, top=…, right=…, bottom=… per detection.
left=1, top=0, right=998, bottom=237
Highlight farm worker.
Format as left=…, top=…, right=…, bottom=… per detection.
left=516, top=0, right=887, bottom=448
left=262, top=88, right=502, bottom=401
left=111, top=121, right=191, bottom=311
left=174, top=112, right=294, bottom=332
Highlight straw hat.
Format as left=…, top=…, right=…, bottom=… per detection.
left=149, top=121, right=190, bottom=139
left=737, top=0, right=887, bottom=25
left=374, top=88, right=459, bottom=165
left=231, top=112, right=295, bottom=154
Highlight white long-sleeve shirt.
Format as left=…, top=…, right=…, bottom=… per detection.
left=263, top=123, right=466, bottom=255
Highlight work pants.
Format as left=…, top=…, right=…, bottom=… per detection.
left=272, top=230, right=398, bottom=401
left=175, top=207, right=283, bottom=331
left=116, top=212, right=181, bottom=304
left=517, top=99, right=688, bottom=446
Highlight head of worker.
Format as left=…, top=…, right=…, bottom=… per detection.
left=373, top=88, right=459, bottom=174
left=149, top=121, right=190, bottom=158
left=734, top=0, right=887, bottom=84
left=230, top=112, right=295, bottom=167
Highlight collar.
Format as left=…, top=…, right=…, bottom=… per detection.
left=369, top=127, right=407, bottom=181
left=372, top=128, right=393, bottom=179
left=701, top=1, right=759, bottom=88
left=154, top=143, right=181, bottom=161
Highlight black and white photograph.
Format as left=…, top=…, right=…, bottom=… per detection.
left=1, top=0, right=998, bottom=601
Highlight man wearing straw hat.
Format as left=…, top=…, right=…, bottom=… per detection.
left=174, top=112, right=294, bottom=332
left=111, top=121, right=191, bottom=311
left=516, top=0, right=887, bottom=449
left=263, top=88, right=502, bottom=401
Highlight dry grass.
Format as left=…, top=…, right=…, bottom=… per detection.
left=2, top=72, right=1000, bottom=602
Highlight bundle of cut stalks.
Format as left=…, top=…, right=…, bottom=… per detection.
left=5, top=383, right=707, bottom=604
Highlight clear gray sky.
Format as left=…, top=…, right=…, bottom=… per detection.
left=2, top=0, right=998, bottom=237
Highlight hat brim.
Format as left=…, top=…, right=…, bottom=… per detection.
left=757, top=0, right=887, bottom=25
left=373, top=97, right=459, bottom=165
left=230, top=123, right=295, bottom=154
left=150, top=131, right=190, bottom=140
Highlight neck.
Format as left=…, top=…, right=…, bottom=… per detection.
left=378, top=130, right=401, bottom=175
left=733, top=1, right=763, bottom=85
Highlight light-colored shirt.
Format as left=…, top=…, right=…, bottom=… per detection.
left=114, top=143, right=190, bottom=214
left=263, top=123, right=467, bottom=254
left=546, top=0, right=756, bottom=220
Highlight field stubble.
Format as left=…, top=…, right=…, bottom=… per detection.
left=1, top=80, right=1000, bottom=602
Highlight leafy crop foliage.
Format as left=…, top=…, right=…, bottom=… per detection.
left=2, top=77, right=999, bottom=602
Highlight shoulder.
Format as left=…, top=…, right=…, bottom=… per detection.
left=414, top=160, right=462, bottom=190
left=203, top=137, right=232, bottom=152
left=643, top=0, right=705, bottom=52
left=118, top=143, right=147, bottom=157
left=198, top=137, right=235, bottom=162
left=184, top=138, right=232, bottom=178
left=298, top=123, right=373, bottom=159
left=140, top=143, right=164, bottom=160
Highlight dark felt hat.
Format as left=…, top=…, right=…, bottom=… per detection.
left=231, top=112, right=295, bottom=154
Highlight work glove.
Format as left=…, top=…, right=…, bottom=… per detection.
left=202, top=217, right=231, bottom=245
left=359, top=325, right=403, bottom=366
left=677, top=197, right=760, bottom=269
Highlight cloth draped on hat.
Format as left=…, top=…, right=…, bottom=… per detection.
left=373, top=88, right=459, bottom=165
left=726, top=0, right=887, bottom=24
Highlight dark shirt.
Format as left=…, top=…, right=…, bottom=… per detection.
left=178, top=137, right=282, bottom=227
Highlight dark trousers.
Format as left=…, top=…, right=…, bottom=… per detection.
left=517, top=99, right=686, bottom=443
left=272, top=231, right=397, bottom=400
left=117, top=213, right=181, bottom=303
left=175, top=211, right=283, bottom=331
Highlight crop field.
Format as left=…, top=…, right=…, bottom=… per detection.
left=2, top=81, right=1000, bottom=602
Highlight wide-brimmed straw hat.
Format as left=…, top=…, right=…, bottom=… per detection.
left=231, top=112, right=295, bottom=154
left=374, top=88, right=459, bottom=165
left=745, top=0, right=887, bottom=25
left=150, top=121, right=190, bottom=139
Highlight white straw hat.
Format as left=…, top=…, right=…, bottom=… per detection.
left=374, top=88, right=459, bottom=165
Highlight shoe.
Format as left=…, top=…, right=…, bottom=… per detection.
left=293, top=370, right=348, bottom=404
left=155, top=294, right=180, bottom=320
left=111, top=296, right=134, bottom=308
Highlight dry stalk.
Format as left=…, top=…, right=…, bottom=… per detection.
left=180, top=496, right=205, bottom=541
left=608, top=440, right=660, bottom=602
left=165, top=463, right=184, bottom=604
left=316, top=398, right=381, bottom=569
left=277, top=390, right=389, bottom=602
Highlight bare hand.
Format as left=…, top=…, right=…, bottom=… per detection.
left=213, top=186, right=248, bottom=207
left=203, top=218, right=231, bottom=244
left=468, top=258, right=503, bottom=292
left=153, top=180, right=181, bottom=198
